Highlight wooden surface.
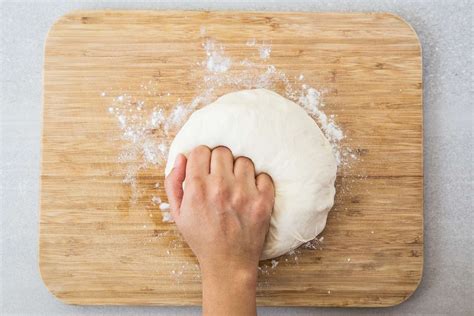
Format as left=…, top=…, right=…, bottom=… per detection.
left=40, top=11, right=423, bottom=307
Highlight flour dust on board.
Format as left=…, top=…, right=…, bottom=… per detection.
left=102, top=31, right=360, bottom=282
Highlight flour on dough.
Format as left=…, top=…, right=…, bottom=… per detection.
left=165, top=88, right=337, bottom=260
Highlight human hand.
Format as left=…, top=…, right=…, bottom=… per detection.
left=165, top=145, right=275, bottom=315
left=165, top=145, right=275, bottom=276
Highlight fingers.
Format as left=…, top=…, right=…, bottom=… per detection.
left=186, top=145, right=211, bottom=178
left=210, top=147, right=234, bottom=176
left=165, top=154, right=187, bottom=218
left=256, top=173, right=275, bottom=199
left=234, top=157, right=256, bottom=186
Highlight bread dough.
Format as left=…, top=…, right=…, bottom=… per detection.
left=165, top=89, right=337, bottom=260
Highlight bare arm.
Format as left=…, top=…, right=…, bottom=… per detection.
left=165, top=146, right=275, bottom=316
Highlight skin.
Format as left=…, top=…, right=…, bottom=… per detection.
left=165, top=145, right=275, bottom=316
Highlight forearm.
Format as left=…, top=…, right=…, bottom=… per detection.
left=202, top=266, right=257, bottom=316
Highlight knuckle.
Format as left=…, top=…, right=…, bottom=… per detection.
left=257, top=173, right=271, bottom=185
left=252, top=206, right=271, bottom=223
left=213, top=146, right=231, bottom=156
left=236, top=156, right=254, bottom=168
left=191, top=145, right=210, bottom=157
left=231, top=191, right=247, bottom=207
left=209, top=174, right=226, bottom=186
left=254, top=196, right=272, bottom=213
left=209, top=176, right=229, bottom=199
left=187, top=175, right=203, bottom=185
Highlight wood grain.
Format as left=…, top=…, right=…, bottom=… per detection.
left=40, top=10, right=423, bottom=307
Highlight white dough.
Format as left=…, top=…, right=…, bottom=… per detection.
left=165, top=89, right=337, bottom=260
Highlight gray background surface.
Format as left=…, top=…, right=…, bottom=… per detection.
left=1, top=0, right=472, bottom=315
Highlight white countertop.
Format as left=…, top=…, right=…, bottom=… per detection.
left=1, top=0, right=472, bottom=315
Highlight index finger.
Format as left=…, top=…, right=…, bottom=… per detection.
left=186, top=145, right=211, bottom=178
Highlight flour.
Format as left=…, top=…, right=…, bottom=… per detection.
left=303, top=237, right=324, bottom=250
left=298, top=86, right=345, bottom=164
left=164, top=104, right=192, bottom=134
left=104, top=32, right=359, bottom=279
left=104, top=34, right=357, bottom=205
left=258, top=42, right=272, bottom=60
left=271, top=260, right=279, bottom=269
left=150, top=109, right=165, bottom=127
left=246, top=38, right=256, bottom=46
left=157, top=202, right=173, bottom=223
left=151, top=196, right=162, bottom=205
left=159, top=202, right=170, bottom=210
left=161, top=212, right=174, bottom=223
left=203, top=39, right=231, bottom=73
left=246, top=38, right=272, bottom=60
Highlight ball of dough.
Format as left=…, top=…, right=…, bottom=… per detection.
left=165, top=89, right=337, bottom=260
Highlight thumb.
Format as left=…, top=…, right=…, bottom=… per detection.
left=165, top=153, right=187, bottom=219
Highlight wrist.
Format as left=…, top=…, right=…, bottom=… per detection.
left=201, top=261, right=258, bottom=288
left=201, top=262, right=258, bottom=316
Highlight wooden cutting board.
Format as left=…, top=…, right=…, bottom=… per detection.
left=40, top=10, right=423, bottom=307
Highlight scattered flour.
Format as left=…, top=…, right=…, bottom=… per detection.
left=164, top=103, right=192, bottom=134
left=258, top=43, right=272, bottom=60
left=158, top=202, right=173, bottom=223
left=247, top=38, right=272, bottom=60
left=159, top=202, right=170, bottom=210
left=151, top=196, right=162, bottom=205
left=298, top=86, right=345, bottom=164
left=246, top=38, right=256, bottom=46
left=271, top=260, right=279, bottom=269
left=203, top=39, right=231, bottom=73
left=161, top=212, right=174, bottom=223
left=303, top=237, right=324, bottom=250
left=104, top=32, right=361, bottom=281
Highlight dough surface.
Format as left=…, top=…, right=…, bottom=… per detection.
left=165, top=89, right=337, bottom=260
